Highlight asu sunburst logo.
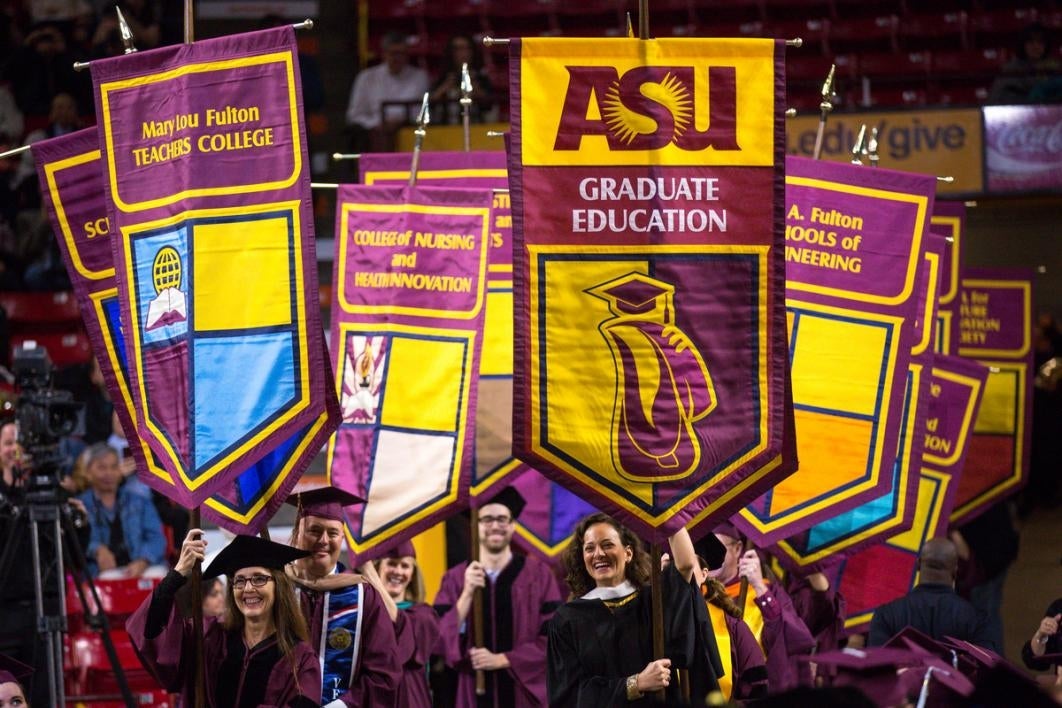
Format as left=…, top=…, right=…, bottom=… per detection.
left=602, top=72, right=694, bottom=146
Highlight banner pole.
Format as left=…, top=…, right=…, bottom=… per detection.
left=189, top=508, right=206, bottom=708
left=408, top=93, right=430, bottom=187
left=811, top=64, right=835, bottom=160
left=736, top=540, right=754, bottom=620
left=638, top=0, right=649, bottom=40
left=650, top=542, right=665, bottom=702
left=470, top=505, right=487, bottom=695
left=460, top=63, right=473, bottom=153
left=868, top=126, right=880, bottom=167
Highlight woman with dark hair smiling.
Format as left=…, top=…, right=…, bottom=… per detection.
left=127, top=531, right=321, bottom=707
left=547, top=512, right=721, bottom=706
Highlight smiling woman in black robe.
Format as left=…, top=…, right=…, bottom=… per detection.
left=546, top=513, right=721, bottom=707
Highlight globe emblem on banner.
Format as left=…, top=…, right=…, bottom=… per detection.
left=145, top=245, right=187, bottom=331
left=152, top=246, right=182, bottom=294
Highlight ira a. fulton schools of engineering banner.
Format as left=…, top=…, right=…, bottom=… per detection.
left=89, top=26, right=335, bottom=506
left=510, top=37, right=795, bottom=541
left=328, top=184, right=492, bottom=560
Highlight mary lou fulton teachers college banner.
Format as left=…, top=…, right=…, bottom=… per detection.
left=88, top=27, right=337, bottom=513
left=510, top=37, right=795, bottom=541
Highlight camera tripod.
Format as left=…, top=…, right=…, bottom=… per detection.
left=0, top=461, right=136, bottom=708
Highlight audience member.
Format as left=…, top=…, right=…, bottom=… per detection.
left=77, top=442, right=167, bottom=578
left=868, top=538, right=997, bottom=651
left=345, top=32, right=429, bottom=152
left=435, top=487, right=563, bottom=707
left=989, top=23, right=1062, bottom=104
left=1023, top=598, right=1062, bottom=673
left=429, top=34, right=495, bottom=125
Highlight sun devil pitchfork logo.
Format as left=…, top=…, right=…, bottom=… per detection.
left=555, top=66, right=739, bottom=151
left=588, top=273, right=718, bottom=483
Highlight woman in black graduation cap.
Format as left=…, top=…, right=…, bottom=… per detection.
left=547, top=512, right=721, bottom=707
left=126, top=531, right=321, bottom=707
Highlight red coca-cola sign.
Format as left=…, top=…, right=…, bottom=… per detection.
left=984, top=105, right=1062, bottom=193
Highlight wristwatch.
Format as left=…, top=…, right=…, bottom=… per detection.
left=626, top=674, right=643, bottom=700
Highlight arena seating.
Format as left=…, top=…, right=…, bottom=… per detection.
left=0, top=291, right=91, bottom=367
left=363, top=0, right=1061, bottom=110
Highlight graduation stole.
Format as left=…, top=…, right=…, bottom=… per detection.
left=725, top=580, right=766, bottom=650
left=319, top=581, right=364, bottom=704
left=707, top=604, right=734, bottom=700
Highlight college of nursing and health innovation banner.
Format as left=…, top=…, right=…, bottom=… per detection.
left=88, top=26, right=336, bottom=507
left=34, top=128, right=337, bottom=533
left=838, top=353, right=987, bottom=632
left=768, top=231, right=941, bottom=569
left=359, top=151, right=531, bottom=501
left=929, top=201, right=965, bottom=355
left=951, top=267, right=1033, bottom=524
left=328, top=184, right=491, bottom=560
left=737, top=157, right=936, bottom=553
left=509, top=37, right=795, bottom=542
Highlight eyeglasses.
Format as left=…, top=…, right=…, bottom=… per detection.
left=233, top=574, right=274, bottom=590
left=478, top=515, right=512, bottom=526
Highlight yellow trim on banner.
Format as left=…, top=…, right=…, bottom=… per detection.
left=526, top=243, right=776, bottom=526
left=120, top=201, right=310, bottom=492
left=335, top=201, right=490, bottom=320
left=957, top=279, right=1031, bottom=358
left=520, top=37, right=776, bottom=167
left=739, top=300, right=906, bottom=536
left=89, top=288, right=177, bottom=489
left=44, top=148, right=113, bottom=281
left=922, top=368, right=983, bottom=468
left=774, top=363, right=923, bottom=565
left=913, top=250, right=940, bottom=357
left=785, top=176, right=929, bottom=307
left=327, top=321, right=478, bottom=553
left=931, top=215, right=961, bottom=305
left=363, top=168, right=508, bottom=185
left=98, top=51, right=302, bottom=212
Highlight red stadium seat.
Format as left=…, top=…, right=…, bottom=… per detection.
left=931, top=83, right=991, bottom=106
left=968, top=7, right=1040, bottom=49
left=825, top=15, right=900, bottom=55
left=897, top=11, right=969, bottom=51
left=80, top=576, right=160, bottom=625
left=69, top=629, right=165, bottom=696
left=765, top=18, right=828, bottom=53
left=858, top=50, right=930, bottom=79
left=864, top=85, right=929, bottom=107
left=367, top=0, right=425, bottom=20
left=0, top=290, right=80, bottom=325
left=10, top=329, right=91, bottom=367
left=930, top=48, right=1008, bottom=77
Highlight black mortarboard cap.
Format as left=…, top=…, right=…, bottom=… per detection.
left=480, top=486, right=526, bottom=519
left=285, top=486, right=364, bottom=522
left=0, top=654, right=33, bottom=685
left=694, top=532, right=727, bottom=571
left=587, top=273, right=674, bottom=316
left=203, top=535, right=311, bottom=579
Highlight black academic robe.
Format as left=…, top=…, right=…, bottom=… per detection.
left=547, top=565, right=722, bottom=708
left=126, top=570, right=320, bottom=708
left=868, top=583, right=997, bottom=651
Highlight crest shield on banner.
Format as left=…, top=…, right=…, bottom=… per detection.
left=951, top=268, right=1034, bottom=524
left=510, top=38, right=795, bottom=542
left=34, top=128, right=338, bottom=532
left=328, top=184, right=492, bottom=560
left=88, top=27, right=335, bottom=505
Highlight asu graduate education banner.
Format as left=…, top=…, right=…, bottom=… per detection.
left=90, top=27, right=335, bottom=506
left=510, top=37, right=794, bottom=541
left=37, top=129, right=336, bottom=534
left=328, top=184, right=491, bottom=559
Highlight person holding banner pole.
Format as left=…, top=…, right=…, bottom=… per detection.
left=434, top=487, right=563, bottom=707
left=546, top=513, right=722, bottom=707
left=704, top=523, right=815, bottom=694
left=285, top=488, right=401, bottom=707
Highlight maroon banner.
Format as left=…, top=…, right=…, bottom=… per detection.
left=929, top=201, right=965, bottom=355
left=951, top=267, right=1034, bottom=523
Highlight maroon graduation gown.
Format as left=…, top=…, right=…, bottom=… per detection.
left=723, top=612, right=769, bottom=699
left=435, top=554, right=563, bottom=707
left=299, top=572, right=401, bottom=706
left=126, top=575, right=321, bottom=707
left=394, top=602, right=440, bottom=708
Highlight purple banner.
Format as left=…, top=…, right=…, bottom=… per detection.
left=838, top=353, right=988, bottom=632
left=929, top=201, right=965, bottom=355
left=89, top=27, right=335, bottom=506
left=739, top=157, right=935, bottom=548
left=984, top=104, right=1062, bottom=194
left=35, top=128, right=338, bottom=533
left=952, top=267, right=1034, bottom=524
left=329, top=184, right=492, bottom=560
